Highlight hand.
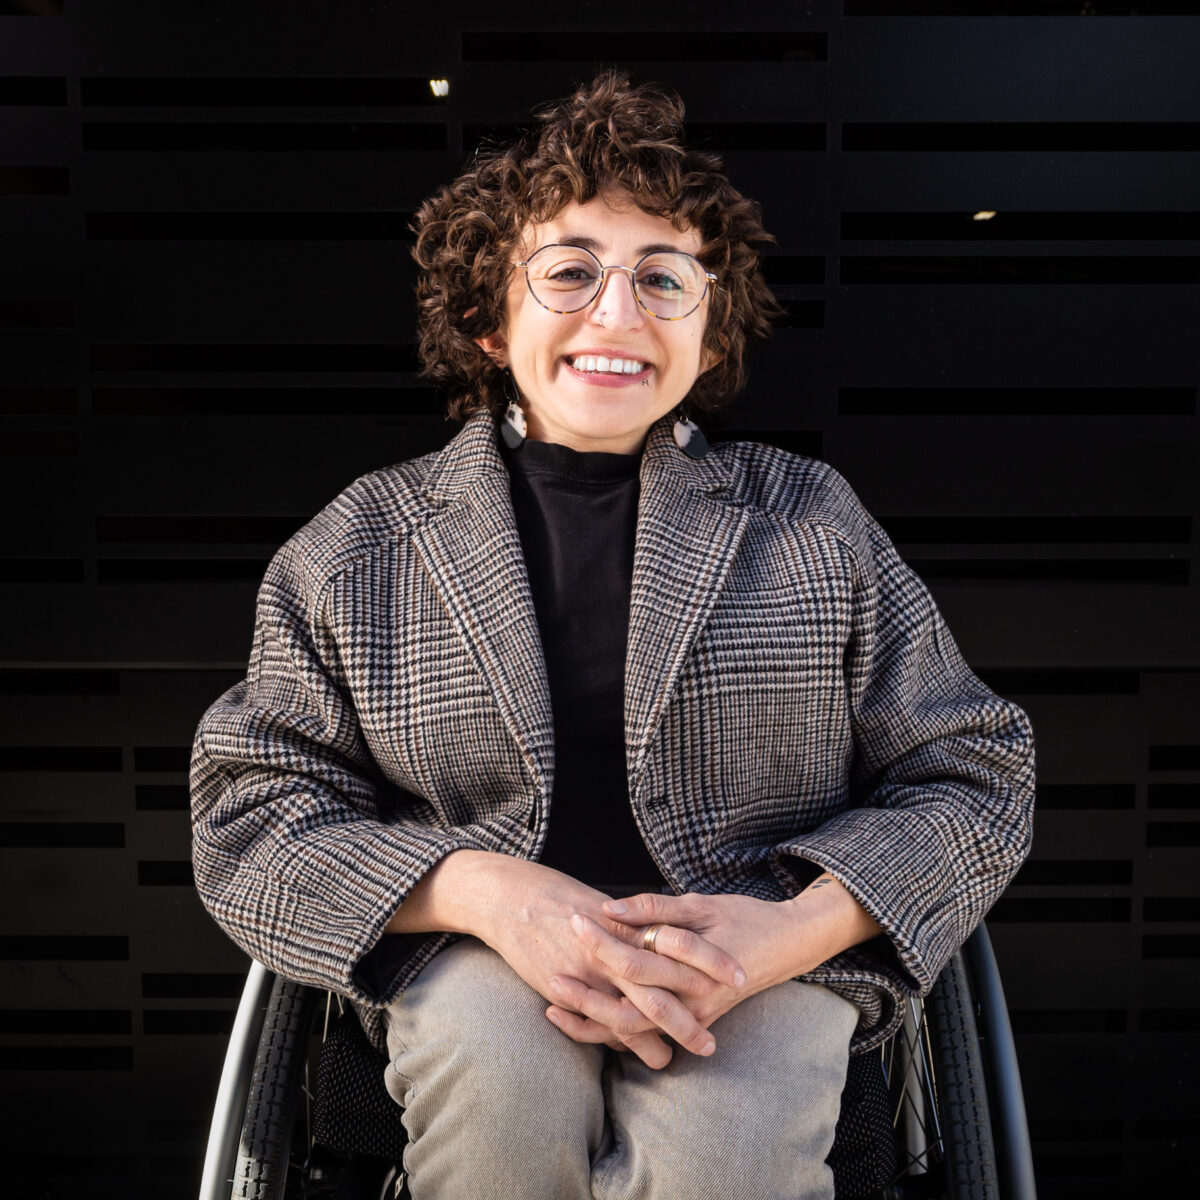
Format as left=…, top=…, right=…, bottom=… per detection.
left=429, top=854, right=743, bottom=1068
left=546, top=878, right=880, bottom=1051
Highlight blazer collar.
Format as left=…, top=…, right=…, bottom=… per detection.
left=410, top=409, right=747, bottom=808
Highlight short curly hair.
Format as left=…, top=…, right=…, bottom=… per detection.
left=412, top=71, right=781, bottom=422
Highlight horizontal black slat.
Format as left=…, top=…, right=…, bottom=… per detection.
left=0, top=669, right=119, bottom=695
left=1139, top=1009, right=1200, bottom=1031
left=137, top=860, right=195, bottom=886
left=1148, top=784, right=1200, bottom=809
left=0, top=431, right=79, bottom=457
left=0, top=299, right=73, bottom=328
left=0, top=166, right=69, bottom=195
left=133, top=746, right=190, bottom=772
left=0, top=823, right=124, bottom=848
left=0, top=559, right=85, bottom=583
left=141, top=972, right=245, bottom=999
left=0, top=746, right=121, bottom=771
left=4, top=1008, right=131, bottom=1034
left=97, top=514, right=304, bottom=544
left=90, top=343, right=420, bottom=372
left=0, top=387, right=76, bottom=413
left=135, top=785, right=189, bottom=811
left=86, top=211, right=416, bottom=241
left=1144, top=897, right=1200, bottom=920
left=881, top=516, right=1190, bottom=545
left=460, top=31, right=828, bottom=62
left=842, top=211, right=1200, bottom=241
left=759, top=256, right=826, bottom=285
left=1146, top=823, right=1200, bottom=847
left=1143, top=934, right=1200, bottom=958
left=81, top=121, right=447, bottom=152
left=840, top=256, right=1200, bottom=285
left=0, top=935, right=128, bottom=961
left=1014, top=860, right=1131, bottom=886
left=909, top=558, right=1188, bottom=584
left=0, top=76, right=66, bottom=104
left=989, top=897, right=1131, bottom=922
left=4, top=1046, right=133, bottom=1071
left=838, top=387, right=1196, bottom=416
left=776, top=300, right=825, bottom=329
left=92, top=385, right=437, bottom=415
left=1009, top=1009, right=1126, bottom=1034
left=1036, top=785, right=1135, bottom=810
left=843, top=123, right=1200, bottom=152
left=1149, top=746, right=1200, bottom=770
left=80, top=76, right=447, bottom=106
left=846, top=2, right=1200, bottom=12
left=98, top=558, right=268, bottom=583
left=143, top=1009, right=236, bottom=1035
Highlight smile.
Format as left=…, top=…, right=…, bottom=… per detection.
left=566, top=354, right=648, bottom=376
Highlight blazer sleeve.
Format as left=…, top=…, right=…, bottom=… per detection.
left=189, top=539, right=483, bottom=1002
left=774, top=500, right=1035, bottom=997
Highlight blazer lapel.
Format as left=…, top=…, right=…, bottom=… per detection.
left=624, top=417, right=750, bottom=793
left=409, top=413, right=554, bottom=801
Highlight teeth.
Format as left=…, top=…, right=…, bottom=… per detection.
left=570, top=355, right=646, bottom=374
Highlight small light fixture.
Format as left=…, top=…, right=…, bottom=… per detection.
left=429, top=79, right=450, bottom=98
left=972, top=211, right=997, bottom=221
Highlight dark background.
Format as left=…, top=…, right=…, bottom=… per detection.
left=2, top=1, right=1198, bottom=1195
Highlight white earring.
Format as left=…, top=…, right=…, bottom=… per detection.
left=500, top=370, right=526, bottom=449
left=673, top=410, right=709, bottom=460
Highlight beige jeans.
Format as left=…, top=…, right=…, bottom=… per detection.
left=383, top=938, right=858, bottom=1200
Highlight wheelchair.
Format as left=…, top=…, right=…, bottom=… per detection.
left=199, top=924, right=1035, bottom=1200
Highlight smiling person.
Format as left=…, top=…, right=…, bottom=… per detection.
left=191, top=72, right=1034, bottom=1199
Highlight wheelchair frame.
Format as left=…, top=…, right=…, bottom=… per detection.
left=200, top=924, right=1034, bottom=1200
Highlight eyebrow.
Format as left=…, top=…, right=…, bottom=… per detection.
left=555, top=234, right=691, bottom=257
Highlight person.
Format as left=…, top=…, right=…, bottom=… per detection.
left=190, top=71, right=1034, bottom=1200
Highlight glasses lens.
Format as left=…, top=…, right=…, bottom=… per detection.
left=634, top=252, right=707, bottom=319
left=525, top=245, right=603, bottom=312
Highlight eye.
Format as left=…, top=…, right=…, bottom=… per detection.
left=637, top=269, right=685, bottom=293
left=546, top=261, right=600, bottom=284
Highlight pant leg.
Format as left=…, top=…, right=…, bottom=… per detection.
left=591, top=980, right=859, bottom=1200
left=383, top=937, right=606, bottom=1200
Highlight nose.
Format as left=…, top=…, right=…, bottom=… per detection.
left=588, top=265, right=644, bottom=330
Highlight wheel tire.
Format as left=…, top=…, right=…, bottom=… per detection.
left=924, top=951, right=1001, bottom=1200
left=231, top=976, right=320, bottom=1199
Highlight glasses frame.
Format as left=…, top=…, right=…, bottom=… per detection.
left=514, top=244, right=719, bottom=322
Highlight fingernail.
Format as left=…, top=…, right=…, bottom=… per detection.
left=570, top=914, right=585, bottom=934
left=733, top=968, right=747, bottom=987
left=548, top=976, right=564, bottom=995
left=605, top=899, right=628, bottom=915
left=700, top=1038, right=716, bottom=1056
left=546, top=1009, right=562, bottom=1026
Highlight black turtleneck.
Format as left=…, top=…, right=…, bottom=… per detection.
left=501, top=435, right=665, bottom=891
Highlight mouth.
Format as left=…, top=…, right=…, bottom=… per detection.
left=564, top=353, right=651, bottom=381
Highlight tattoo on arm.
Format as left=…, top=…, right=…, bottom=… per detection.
left=806, top=873, right=835, bottom=892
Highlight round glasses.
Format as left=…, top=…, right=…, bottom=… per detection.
left=515, top=244, right=718, bottom=321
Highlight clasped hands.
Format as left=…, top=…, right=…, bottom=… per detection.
left=542, top=890, right=822, bottom=1070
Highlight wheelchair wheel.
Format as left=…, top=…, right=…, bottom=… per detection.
left=231, top=974, right=320, bottom=1199
left=884, top=948, right=1000, bottom=1199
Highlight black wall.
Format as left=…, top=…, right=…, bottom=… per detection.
left=2, top=2, right=1197, bottom=1195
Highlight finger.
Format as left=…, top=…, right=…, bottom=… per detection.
left=637, top=923, right=747, bottom=990
left=575, top=912, right=745, bottom=991
left=601, top=891, right=701, bottom=927
left=546, top=1006, right=673, bottom=1069
left=553, top=971, right=715, bottom=1059
left=571, top=914, right=702, bottom=992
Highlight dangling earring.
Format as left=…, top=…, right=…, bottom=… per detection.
left=500, top=368, right=526, bottom=449
left=673, top=407, right=709, bottom=460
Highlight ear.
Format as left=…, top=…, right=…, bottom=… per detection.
left=474, top=331, right=508, bottom=368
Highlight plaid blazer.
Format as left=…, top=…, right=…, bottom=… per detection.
left=191, top=409, right=1034, bottom=1053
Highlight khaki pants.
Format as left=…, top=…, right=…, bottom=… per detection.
left=384, top=938, right=858, bottom=1200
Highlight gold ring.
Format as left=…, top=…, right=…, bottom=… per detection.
left=642, top=923, right=666, bottom=954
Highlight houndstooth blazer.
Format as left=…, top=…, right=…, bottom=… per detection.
left=190, top=409, right=1034, bottom=1054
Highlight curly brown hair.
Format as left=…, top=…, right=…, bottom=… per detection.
left=411, top=71, right=781, bottom=422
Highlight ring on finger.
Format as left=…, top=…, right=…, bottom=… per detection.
left=642, top=923, right=667, bottom=953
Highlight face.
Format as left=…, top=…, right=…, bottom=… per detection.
left=477, top=190, right=716, bottom=455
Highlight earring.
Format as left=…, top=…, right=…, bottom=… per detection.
left=673, top=408, right=709, bottom=460
left=500, top=369, right=526, bottom=449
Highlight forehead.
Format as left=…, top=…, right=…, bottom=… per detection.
left=520, top=192, right=702, bottom=257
